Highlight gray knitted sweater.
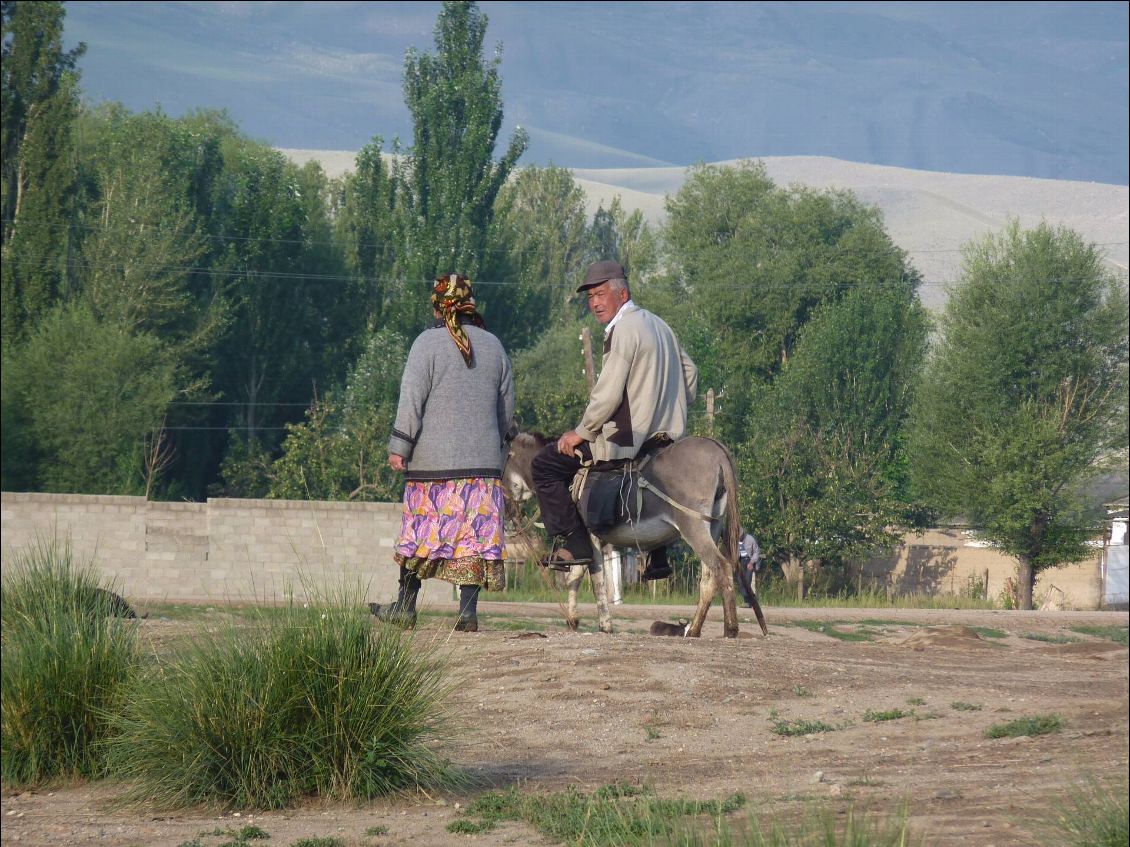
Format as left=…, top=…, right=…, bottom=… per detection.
left=388, top=322, right=515, bottom=481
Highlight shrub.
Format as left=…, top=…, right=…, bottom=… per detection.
left=107, top=595, right=459, bottom=808
left=1, top=536, right=140, bottom=785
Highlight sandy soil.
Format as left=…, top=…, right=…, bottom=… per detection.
left=2, top=601, right=1127, bottom=847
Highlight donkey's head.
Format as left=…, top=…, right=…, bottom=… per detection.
left=503, top=431, right=552, bottom=504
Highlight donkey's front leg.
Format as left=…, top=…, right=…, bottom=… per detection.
left=588, top=539, right=612, bottom=633
left=565, top=563, right=587, bottom=631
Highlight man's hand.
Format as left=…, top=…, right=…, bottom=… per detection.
left=556, top=431, right=585, bottom=456
left=388, top=453, right=406, bottom=472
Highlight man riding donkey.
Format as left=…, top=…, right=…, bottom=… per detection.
left=533, top=260, right=698, bottom=579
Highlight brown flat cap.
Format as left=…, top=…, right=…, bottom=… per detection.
left=577, top=259, right=626, bottom=292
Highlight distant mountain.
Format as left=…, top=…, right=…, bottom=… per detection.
left=65, top=2, right=1128, bottom=184
left=281, top=148, right=1129, bottom=311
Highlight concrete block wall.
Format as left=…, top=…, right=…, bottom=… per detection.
left=861, top=527, right=1103, bottom=609
left=1, top=492, right=450, bottom=607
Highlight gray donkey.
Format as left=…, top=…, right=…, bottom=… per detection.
left=505, top=433, right=767, bottom=638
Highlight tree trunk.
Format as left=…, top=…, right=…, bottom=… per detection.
left=1017, top=556, right=1035, bottom=610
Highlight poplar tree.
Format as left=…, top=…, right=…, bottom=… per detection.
left=909, top=222, right=1128, bottom=609
left=1, top=0, right=85, bottom=344
left=396, top=0, right=527, bottom=330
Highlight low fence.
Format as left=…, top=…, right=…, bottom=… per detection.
left=0, top=492, right=450, bottom=607
left=0, top=492, right=1106, bottom=609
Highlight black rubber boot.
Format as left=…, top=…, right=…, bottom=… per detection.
left=369, top=567, right=420, bottom=628
left=455, top=584, right=480, bottom=632
left=641, top=546, right=673, bottom=582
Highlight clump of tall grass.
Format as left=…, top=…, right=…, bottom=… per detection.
left=1039, top=775, right=1128, bottom=847
left=107, top=593, right=460, bottom=809
left=1, top=536, right=141, bottom=786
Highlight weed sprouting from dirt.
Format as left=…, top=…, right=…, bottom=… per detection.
left=770, top=717, right=844, bottom=736
left=863, top=708, right=915, bottom=723
left=951, top=701, right=982, bottom=711
left=985, top=714, right=1064, bottom=738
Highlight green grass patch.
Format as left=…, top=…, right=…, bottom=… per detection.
left=1020, top=632, right=1078, bottom=644
left=107, top=590, right=461, bottom=809
left=287, top=839, right=343, bottom=847
left=951, top=701, right=982, bottom=712
left=792, top=685, right=813, bottom=698
left=968, top=626, right=1009, bottom=639
left=363, top=825, right=388, bottom=836
left=770, top=717, right=844, bottom=737
left=447, top=783, right=745, bottom=844
left=1069, top=626, right=1129, bottom=646
left=863, top=708, right=914, bottom=723
left=789, top=620, right=875, bottom=642
left=1, top=536, right=142, bottom=786
left=906, top=697, right=925, bottom=706
left=985, top=714, right=1064, bottom=739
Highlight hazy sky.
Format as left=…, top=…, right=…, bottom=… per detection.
left=62, top=1, right=1129, bottom=183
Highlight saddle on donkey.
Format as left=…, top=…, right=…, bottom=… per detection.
left=560, top=437, right=676, bottom=581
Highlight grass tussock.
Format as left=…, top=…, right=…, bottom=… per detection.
left=1, top=536, right=141, bottom=786
left=107, top=595, right=460, bottom=809
left=1040, top=776, right=1129, bottom=847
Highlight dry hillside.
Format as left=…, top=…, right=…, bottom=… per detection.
left=281, top=149, right=1128, bottom=311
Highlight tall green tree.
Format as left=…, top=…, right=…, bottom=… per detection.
left=3, top=302, right=177, bottom=494
left=662, top=161, right=917, bottom=445
left=741, top=283, right=930, bottom=596
left=490, top=165, right=591, bottom=349
left=909, top=222, right=1128, bottom=609
left=1, top=0, right=85, bottom=344
left=396, top=0, right=527, bottom=331
left=333, top=137, right=403, bottom=331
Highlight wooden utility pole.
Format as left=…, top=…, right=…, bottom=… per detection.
left=581, top=327, right=596, bottom=392
left=705, top=388, right=715, bottom=436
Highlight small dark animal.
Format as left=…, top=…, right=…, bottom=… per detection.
left=649, top=620, right=689, bottom=637
left=92, top=588, right=145, bottom=619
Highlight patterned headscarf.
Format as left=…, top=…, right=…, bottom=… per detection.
left=431, top=273, right=485, bottom=367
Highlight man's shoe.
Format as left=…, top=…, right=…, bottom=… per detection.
left=454, top=616, right=478, bottom=632
left=368, top=601, right=417, bottom=629
left=540, top=547, right=592, bottom=572
left=641, top=563, right=673, bottom=581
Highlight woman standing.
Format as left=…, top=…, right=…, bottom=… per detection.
left=369, top=273, right=515, bottom=632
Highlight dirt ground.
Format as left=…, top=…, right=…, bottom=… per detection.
left=2, top=601, right=1127, bottom=847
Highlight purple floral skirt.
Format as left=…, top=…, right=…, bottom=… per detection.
left=394, top=477, right=506, bottom=591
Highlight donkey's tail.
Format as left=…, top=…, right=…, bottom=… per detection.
left=710, top=438, right=768, bottom=636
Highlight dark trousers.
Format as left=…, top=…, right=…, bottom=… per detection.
left=531, top=442, right=590, bottom=538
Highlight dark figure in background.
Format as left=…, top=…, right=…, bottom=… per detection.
left=736, top=529, right=761, bottom=608
left=370, top=273, right=515, bottom=632
left=531, top=260, right=698, bottom=580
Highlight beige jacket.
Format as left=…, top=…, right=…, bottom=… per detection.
left=575, top=303, right=698, bottom=462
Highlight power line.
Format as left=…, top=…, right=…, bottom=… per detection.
left=6, top=252, right=1126, bottom=292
